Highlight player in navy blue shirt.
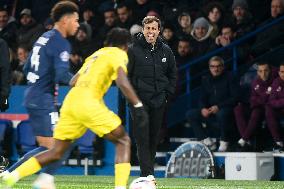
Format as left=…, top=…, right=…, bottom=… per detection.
left=1, top=1, right=79, bottom=188
left=23, top=28, right=73, bottom=111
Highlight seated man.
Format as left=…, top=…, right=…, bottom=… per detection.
left=265, top=62, right=284, bottom=151
left=187, top=56, right=239, bottom=152
left=234, top=62, right=278, bottom=151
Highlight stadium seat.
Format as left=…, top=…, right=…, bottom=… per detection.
left=77, top=129, right=96, bottom=175
left=77, top=129, right=96, bottom=157
left=16, top=120, right=37, bottom=155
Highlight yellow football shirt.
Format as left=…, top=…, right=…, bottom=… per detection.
left=54, top=47, right=128, bottom=139
left=67, top=47, right=128, bottom=101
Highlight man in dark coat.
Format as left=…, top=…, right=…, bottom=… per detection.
left=0, top=38, right=10, bottom=111
left=187, top=56, right=239, bottom=152
left=128, top=16, right=177, bottom=180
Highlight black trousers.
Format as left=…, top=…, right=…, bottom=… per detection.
left=130, top=102, right=166, bottom=176
left=187, top=108, right=233, bottom=141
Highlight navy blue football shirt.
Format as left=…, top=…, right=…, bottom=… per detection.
left=23, top=29, right=73, bottom=109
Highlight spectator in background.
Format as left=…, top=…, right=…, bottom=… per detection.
left=175, top=37, right=193, bottom=66
left=98, top=9, right=117, bottom=47
left=204, top=1, right=224, bottom=38
left=176, top=12, right=192, bottom=37
left=71, top=23, right=98, bottom=60
left=270, top=0, right=284, bottom=18
left=17, top=8, right=45, bottom=50
left=116, top=2, right=134, bottom=30
left=214, top=23, right=250, bottom=65
left=29, top=0, right=57, bottom=24
left=80, top=4, right=102, bottom=37
left=128, top=16, right=176, bottom=180
left=161, top=22, right=177, bottom=51
left=265, top=62, right=284, bottom=151
left=146, top=9, right=160, bottom=19
left=12, top=45, right=29, bottom=85
left=187, top=56, right=239, bottom=152
left=234, top=62, right=276, bottom=151
left=190, top=17, right=215, bottom=58
left=230, top=0, right=255, bottom=38
left=130, top=24, right=142, bottom=36
left=43, top=17, right=54, bottom=31
left=0, top=5, right=17, bottom=51
left=0, top=38, right=10, bottom=112
left=131, top=0, right=153, bottom=23
left=175, top=37, right=194, bottom=95
left=251, top=0, right=284, bottom=57
left=69, top=49, right=83, bottom=75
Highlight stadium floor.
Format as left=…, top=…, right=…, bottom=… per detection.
left=10, top=175, right=284, bottom=189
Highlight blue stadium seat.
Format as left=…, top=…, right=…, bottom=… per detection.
left=77, top=129, right=95, bottom=158
left=76, top=129, right=96, bottom=175
left=16, top=120, right=37, bottom=155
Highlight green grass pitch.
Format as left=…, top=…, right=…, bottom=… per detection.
left=10, top=175, right=284, bottom=189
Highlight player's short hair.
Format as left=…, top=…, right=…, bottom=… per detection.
left=105, top=27, right=131, bottom=47
left=142, top=16, right=161, bottom=29
left=50, top=1, right=79, bottom=22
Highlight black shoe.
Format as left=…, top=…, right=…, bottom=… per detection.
left=0, top=156, right=9, bottom=173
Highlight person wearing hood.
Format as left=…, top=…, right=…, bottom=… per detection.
left=70, top=23, right=99, bottom=60
left=190, top=17, right=216, bottom=59
left=127, top=16, right=177, bottom=182
left=17, top=8, right=45, bottom=50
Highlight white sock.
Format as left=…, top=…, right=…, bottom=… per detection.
left=276, top=141, right=283, bottom=147
left=238, top=138, right=246, bottom=147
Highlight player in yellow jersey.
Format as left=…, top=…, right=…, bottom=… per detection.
left=2, top=27, right=148, bottom=189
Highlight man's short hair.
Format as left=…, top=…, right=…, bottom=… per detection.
left=209, top=56, right=225, bottom=66
left=142, top=16, right=161, bottom=29
left=0, top=5, right=8, bottom=13
left=117, top=2, right=130, bottom=10
left=50, top=1, right=79, bottom=22
left=105, top=27, right=131, bottom=47
left=256, top=61, right=271, bottom=69
left=221, top=22, right=237, bottom=32
left=256, top=61, right=269, bottom=66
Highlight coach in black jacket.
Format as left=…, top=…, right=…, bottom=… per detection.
left=0, top=38, right=10, bottom=112
left=128, top=16, right=176, bottom=178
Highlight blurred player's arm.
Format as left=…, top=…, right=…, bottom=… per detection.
left=69, top=72, right=80, bottom=87
left=115, top=67, right=141, bottom=106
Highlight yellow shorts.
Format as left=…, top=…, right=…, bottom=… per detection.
left=53, top=100, right=121, bottom=140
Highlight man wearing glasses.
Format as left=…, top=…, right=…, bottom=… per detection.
left=187, top=56, right=239, bottom=152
